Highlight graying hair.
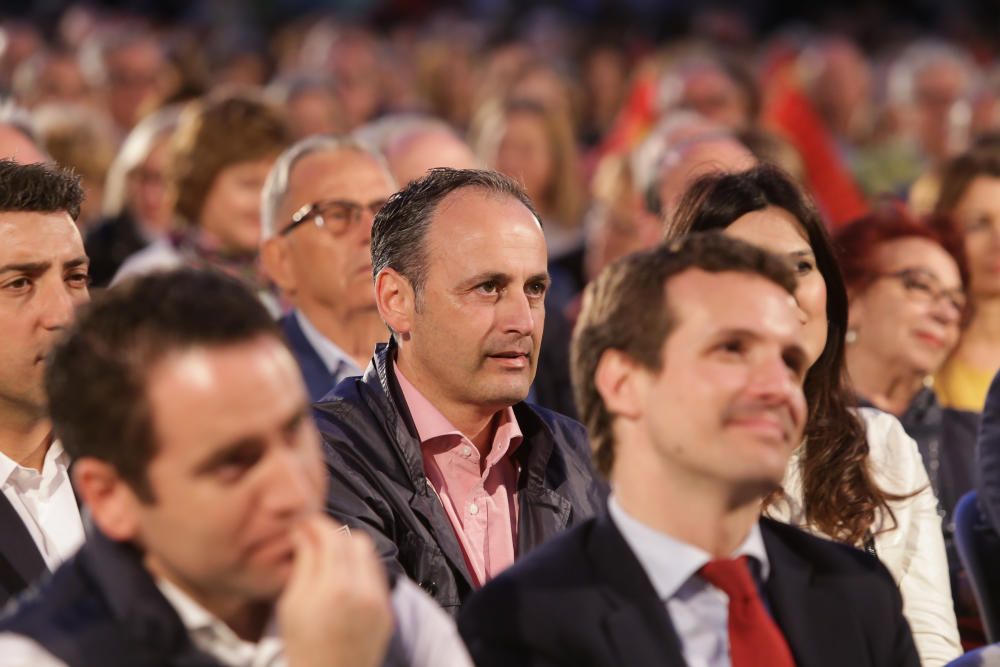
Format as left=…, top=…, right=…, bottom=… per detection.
left=259, top=134, right=394, bottom=240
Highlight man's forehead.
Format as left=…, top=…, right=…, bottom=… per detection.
left=0, top=211, right=82, bottom=258
left=667, top=269, right=799, bottom=332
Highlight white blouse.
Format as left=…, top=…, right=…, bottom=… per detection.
left=766, top=407, right=962, bottom=667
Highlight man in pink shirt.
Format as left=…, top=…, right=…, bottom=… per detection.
left=315, top=168, right=605, bottom=612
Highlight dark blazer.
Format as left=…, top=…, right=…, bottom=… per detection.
left=978, top=370, right=1000, bottom=535
left=314, top=339, right=606, bottom=614
left=280, top=312, right=355, bottom=403
left=458, top=512, right=920, bottom=667
left=0, top=494, right=47, bottom=607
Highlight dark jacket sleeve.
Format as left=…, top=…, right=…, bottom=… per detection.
left=322, top=436, right=406, bottom=576
left=977, top=370, right=1000, bottom=534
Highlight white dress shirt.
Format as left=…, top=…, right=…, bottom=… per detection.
left=295, top=309, right=363, bottom=381
left=0, top=574, right=472, bottom=667
left=0, top=439, right=84, bottom=570
left=608, top=496, right=770, bottom=667
left=765, top=407, right=962, bottom=666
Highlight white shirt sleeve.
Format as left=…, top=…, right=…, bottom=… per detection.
left=391, top=577, right=473, bottom=667
left=0, top=633, right=70, bottom=666
left=859, top=408, right=963, bottom=667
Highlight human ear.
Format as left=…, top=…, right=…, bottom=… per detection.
left=375, top=268, right=415, bottom=338
left=260, top=237, right=298, bottom=294
left=594, top=349, right=646, bottom=421
left=72, top=458, right=141, bottom=542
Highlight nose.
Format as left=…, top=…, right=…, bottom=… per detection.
left=38, top=280, right=78, bottom=332
left=262, top=446, right=318, bottom=516
left=751, top=354, right=807, bottom=427
left=928, top=295, right=962, bottom=326
left=499, top=288, right=536, bottom=336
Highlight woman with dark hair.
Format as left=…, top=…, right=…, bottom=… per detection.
left=667, top=164, right=961, bottom=666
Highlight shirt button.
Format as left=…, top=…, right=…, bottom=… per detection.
left=469, top=503, right=479, bottom=515
left=461, top=445, right=473, bottom=458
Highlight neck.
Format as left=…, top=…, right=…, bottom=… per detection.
left=613, top=437, right=764, bottom=557
left=298, top=304, right=385, bottom=370
left=395, top=352, right=503, bottom=455
left=846, top=345, right=923, bottom=416
left=967, top=296, right=1000, bottom=338
left=146, top=557, right=274, bottom=642
left=0, top=407, right=52, bottom=471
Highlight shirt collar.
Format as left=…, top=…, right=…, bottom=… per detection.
left=394, top=361, right=523, bottom=457
left=294, top=309, right=363, bottom=378
left=156, top=577, right=281, bottom=665
left=0, top=437, right=70, bottom=488
left=608, top=495, right=770, bottom=602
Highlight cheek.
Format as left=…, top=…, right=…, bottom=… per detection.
left=796, top=275, right=828, bottom=323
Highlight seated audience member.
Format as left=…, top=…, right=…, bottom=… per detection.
left=85, top=105, right=180, bottom=287
left=667, top=165, right=962, bottom=665
left=933, top=149, right=1000, bottom=412
left=260, top=136, right=395, bottom=401
left=977, top=372, right=1000, bottom=537
left=458, top=233, right=920, bottom=667
left=113, top=92, right=292, bottom=312
left=836, top=209, right=975, bottom=547
left=0, top=160, right=88, bottom=606
left=0, top=269, right=471, bottom=667
left=315, top=168, right=605, bottom=612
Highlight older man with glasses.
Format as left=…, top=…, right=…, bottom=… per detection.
left=260, top=136, right=396, bottom=401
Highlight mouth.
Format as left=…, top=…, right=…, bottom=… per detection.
left=913, top=330, right=946, bottom=349
left=486, top=350, right=531, bottom=370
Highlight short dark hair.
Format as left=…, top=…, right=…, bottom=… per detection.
left=0, top=158, right=83, bottom=220
left=45, top=269, right=280, bottom=501
left=371, top=168, right=540, bottom=302
left=571, top=231, right=798, bottom=477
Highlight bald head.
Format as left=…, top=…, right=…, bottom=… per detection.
left=383, top=128, right=478, bottom=186
left=657, top=135, right=757, bottom=223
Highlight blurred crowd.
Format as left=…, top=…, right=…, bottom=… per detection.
left=5, top=2, right=1000, bottom=665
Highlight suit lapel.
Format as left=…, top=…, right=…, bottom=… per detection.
left=281, top=313, right=338, bottom=402
left=0, top=492, right=47, bottom=598
left=761, top=520, right=858, bottom=667
left=586, top=513, right=687, bottom=667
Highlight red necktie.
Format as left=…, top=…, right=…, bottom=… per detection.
left=699, top=556, right=796, bottom=667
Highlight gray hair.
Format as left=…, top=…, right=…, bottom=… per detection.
left=259, top=134, right=394, bottom=241
left=102, top=105, right=182, bottom=218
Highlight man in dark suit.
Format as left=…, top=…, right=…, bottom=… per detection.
left=260, top=135, right=397, bottom=401
left=0, top=160, right=89, bottom=605
left=458, top=233, right=920, bottom=666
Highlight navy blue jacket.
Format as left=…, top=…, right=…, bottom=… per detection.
left=280, top=312, right=357, bottom=402
left=0, top=494, right=47, bottom=607
left=458, top=512, right=921, bottom=667
left=314, top=339, right=606, bottom=614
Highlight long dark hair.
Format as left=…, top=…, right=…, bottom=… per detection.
left=667, top=164, right=898, bottom=545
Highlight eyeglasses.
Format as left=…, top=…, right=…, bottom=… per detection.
left=280, top=198, right=387, bottom=237
left=876, top=268, right=967, bottom=318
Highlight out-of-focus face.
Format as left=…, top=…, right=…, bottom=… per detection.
left=726, top=206, right=829, bottom=368
left=126, top=336, right=325, bottom=604
left=392, top=188, right=548, bottom=420
left=913, top=61, right=970, bottom=160
left=385, top=130, right=478, bottom=186
left=0, top=211, right=89, bottom=417
left=268, top=149, right=395, bottom=319
left=104, top=40, right=168, bottom=131
left=680, top=66, right=751, bottom=131
left=199, top=157, right=275, bottom=253
left=627, top=269, right=807, bottom=497
left=952, top=176, right=1000, bottom=298
left=126, top=134, right=171, bottom=234
left=30, top=53, right=89, bottom=108
left=286, top=90, right=344, bottom=140
left=494, top=111, right=554, bottom=209
left=849, top=237, right=963, bottom=376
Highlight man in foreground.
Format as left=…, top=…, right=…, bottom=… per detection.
left=0, top=269, right=471, bottom=667
left=458, top=233, right=920, bottom=666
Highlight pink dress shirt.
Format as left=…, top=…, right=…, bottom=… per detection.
left=395, top=364, right=522, bottom=587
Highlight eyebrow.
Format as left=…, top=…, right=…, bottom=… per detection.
left=191, top=405, right=310, bottom=475
left=0, top=255, right=90, bottom=275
